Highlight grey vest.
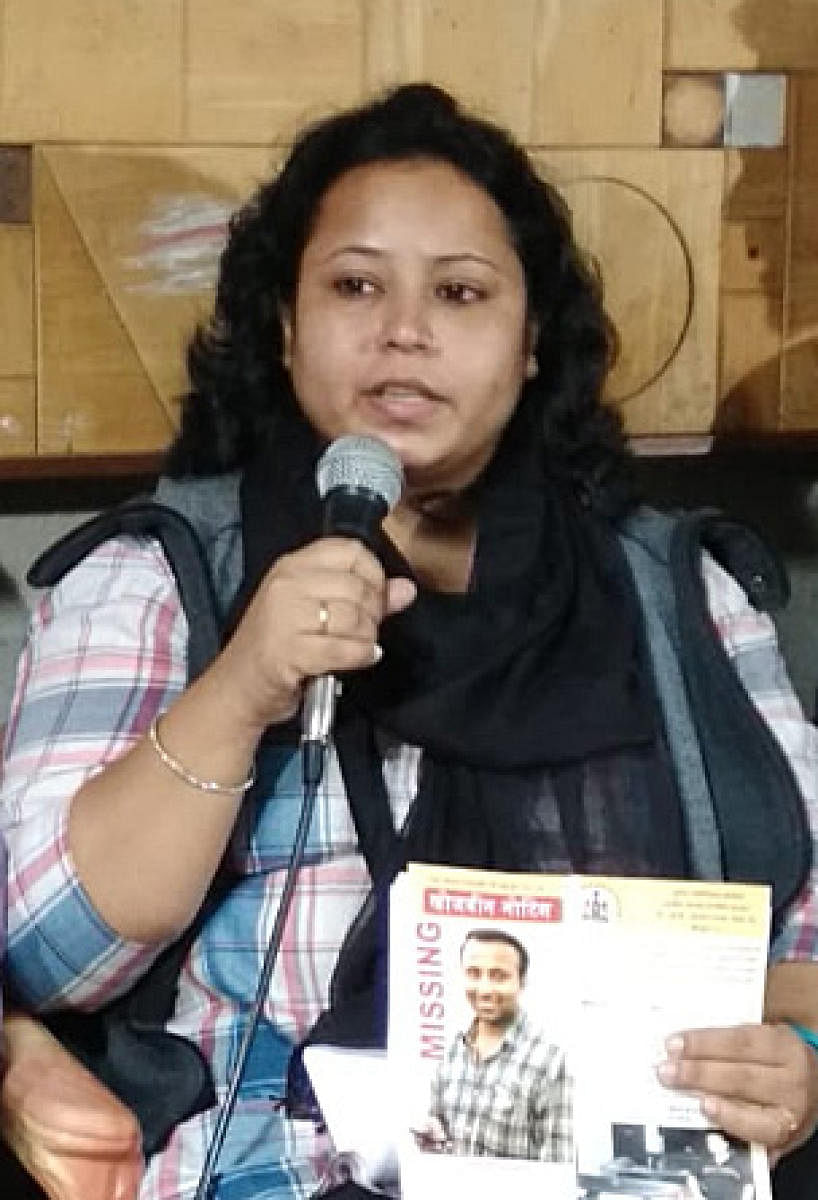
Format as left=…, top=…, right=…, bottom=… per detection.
left=30, top=474, right=811, bottom=933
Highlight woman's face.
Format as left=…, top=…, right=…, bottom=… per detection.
left=283, top=158, right=534, bottom=498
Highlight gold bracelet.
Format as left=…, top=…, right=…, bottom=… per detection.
left=148, top=715, right=255, bottom=796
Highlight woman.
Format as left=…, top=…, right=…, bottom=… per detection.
left=2, top=84, right=817, bottom=1199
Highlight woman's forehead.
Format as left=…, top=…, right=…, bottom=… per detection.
left=304, top=158, right=518, bottom=263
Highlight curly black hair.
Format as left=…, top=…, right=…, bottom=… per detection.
left=167, top=83, right=630, bottom=509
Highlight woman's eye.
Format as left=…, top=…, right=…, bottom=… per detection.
left=437, top=281, right=485, bottom=303
left=333, top=276, right=377, bottom=297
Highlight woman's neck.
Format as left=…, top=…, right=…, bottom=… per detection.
left=384, top=493, right=476, bottom=593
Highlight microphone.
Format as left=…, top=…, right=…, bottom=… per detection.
left=300, top=435, right=404, bottom=782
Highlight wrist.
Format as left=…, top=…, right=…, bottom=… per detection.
left=207, top=644, right=300, bottom=740
left=789, top=1021, right=818, bottom=1056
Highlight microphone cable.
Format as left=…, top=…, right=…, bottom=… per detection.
left=192, top=742, right=326, bottom=1200
left=194, top=436, right=401, bottom=1196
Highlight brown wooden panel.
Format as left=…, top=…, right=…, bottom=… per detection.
left=35, top=152, right=174, bottom=455
left=186, top=0, right=366, bottom=142
left=413, top=0, right=539, bottom=139
left=783, top=339, right=818, bottom=430
left=787, top=74, right=818, bottom=340
left=0, top=452, right=160, bottom=479
left=0, top=146, right=32, bottom=222
left=0, top=0, right=183, bottom=143
left=724, top=148, right=788, bottom=219
left=365, top=0, right=660, bottom=145
left=42, top=146, right=273, bottom=410
left=665, top=0, right=818, bottom=71
left=789, top=255, right=818, bottom=337
left=363, top=0, right=423, bottom=90
left=721, top=218, right=785, bottom=293
left=718, top=293, right=782, bottom=431
left=0, top=225, right=33, bottom=375
left=0, top=378, right=35, bottom=456
left=789, top=74, right=818, bottom=188
left=531, top=0, right=662, bottom=145
left=783, top=75, right=818, bottom=430
left=537, top=149, right=723, bottom=435
left=719, top=144, right=788, bottom=431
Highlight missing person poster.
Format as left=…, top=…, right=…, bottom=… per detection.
left=389, top=864, right=771, bottom=1200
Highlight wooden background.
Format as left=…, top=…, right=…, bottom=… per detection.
left=0, top=0, right=817, bottom=465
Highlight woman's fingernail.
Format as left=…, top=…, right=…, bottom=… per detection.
left=395, top=578, right=417, bottom=606
left=665, top=1034, right=684, bottom=1056
left=656, top=1061, right=678, bottom=1085
left=372, top=643, right=383, bottom=664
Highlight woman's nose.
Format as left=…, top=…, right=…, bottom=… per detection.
left=378, top=290, right=433, bottom=351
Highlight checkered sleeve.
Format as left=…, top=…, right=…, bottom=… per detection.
left=0, top=536, right=189, bottom=1011
left=531, top=1045, right=573, bottom=1163
left=428, top=1058, right=445, bottom=1125
left=702, top=552, right=818, bottom=961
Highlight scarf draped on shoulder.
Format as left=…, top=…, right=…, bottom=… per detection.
left=233, top=402, right=685, bottom=1051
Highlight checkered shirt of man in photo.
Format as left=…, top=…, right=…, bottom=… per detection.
left=429, top=1012, right=573, bottom=1161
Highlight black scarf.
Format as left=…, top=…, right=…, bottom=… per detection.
left=233, top=405, right=686, bottom=1053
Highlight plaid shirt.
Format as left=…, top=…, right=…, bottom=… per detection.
left=1, top=535, right=816, bottom=1199
left=429, top=1013, right=572, bottom=1161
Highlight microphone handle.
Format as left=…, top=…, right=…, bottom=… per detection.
left=300, top=484, right=388, bottom=780
left=301, top=673, right=339, bottom=745
left=322, top=486, right=388, bottom=551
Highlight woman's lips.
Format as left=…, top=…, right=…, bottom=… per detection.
left=363, top=381, right=444, bottom=421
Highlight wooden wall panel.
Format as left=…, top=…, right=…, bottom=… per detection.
left=0, top=147, right=31, bottom=222
left=720, top=294, right=782, bottom=429
left=35, top=153, right=174, bottom=455
left=412, top=0, right=539, bottom=139
left=665, top=0, right=818, bottom=71
left=186, top=0, right=367, bottom=142
left=538, top=150, right=723, bottom=435
left=783, top=75, right=818, bottom=431
left=0, top=226, right=33, bottom=375
left=0, top=378, right=35, bottom=456
left=363, top=0, right=424, bottom=91
left=717, top=147, right=787, bottom=430
left=41, top=146, right=273, bottom=411
left=724, top=148, right=788, bottom=220
left=0, top=1, right=183, bottom=143
left=530, top=0, right=662, bottom=145
left=0, top=223, right=35, bottom=456
left=185, top=0, right=662, bottom=147
left=408, top=0, right=662, bottom=146
left=721, top=218, right=785, bottom=294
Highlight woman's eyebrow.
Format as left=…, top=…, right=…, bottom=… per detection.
left=313, top=244, right=383, bottom=266
left=318, top=245, right=499, bottom=269
left=433, top=252, right=498, bottom=269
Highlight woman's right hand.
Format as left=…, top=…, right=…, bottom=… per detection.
left=212, top=536, right=416, bottom=735
left=61, top=535, right=414, bottom=944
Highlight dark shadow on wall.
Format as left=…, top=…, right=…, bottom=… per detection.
left=715, top=0, right=818, bottom=441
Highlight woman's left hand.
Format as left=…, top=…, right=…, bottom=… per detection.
left=656, top=1022, right=818, bottom=1162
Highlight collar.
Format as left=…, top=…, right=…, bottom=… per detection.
left=462, top=1010, right=529, bottom=1061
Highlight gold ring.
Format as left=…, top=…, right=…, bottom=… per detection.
left=318, top=601, right=330, bottom=634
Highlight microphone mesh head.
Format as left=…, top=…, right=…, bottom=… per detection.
left=315, top=435, right=404, bottom=510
